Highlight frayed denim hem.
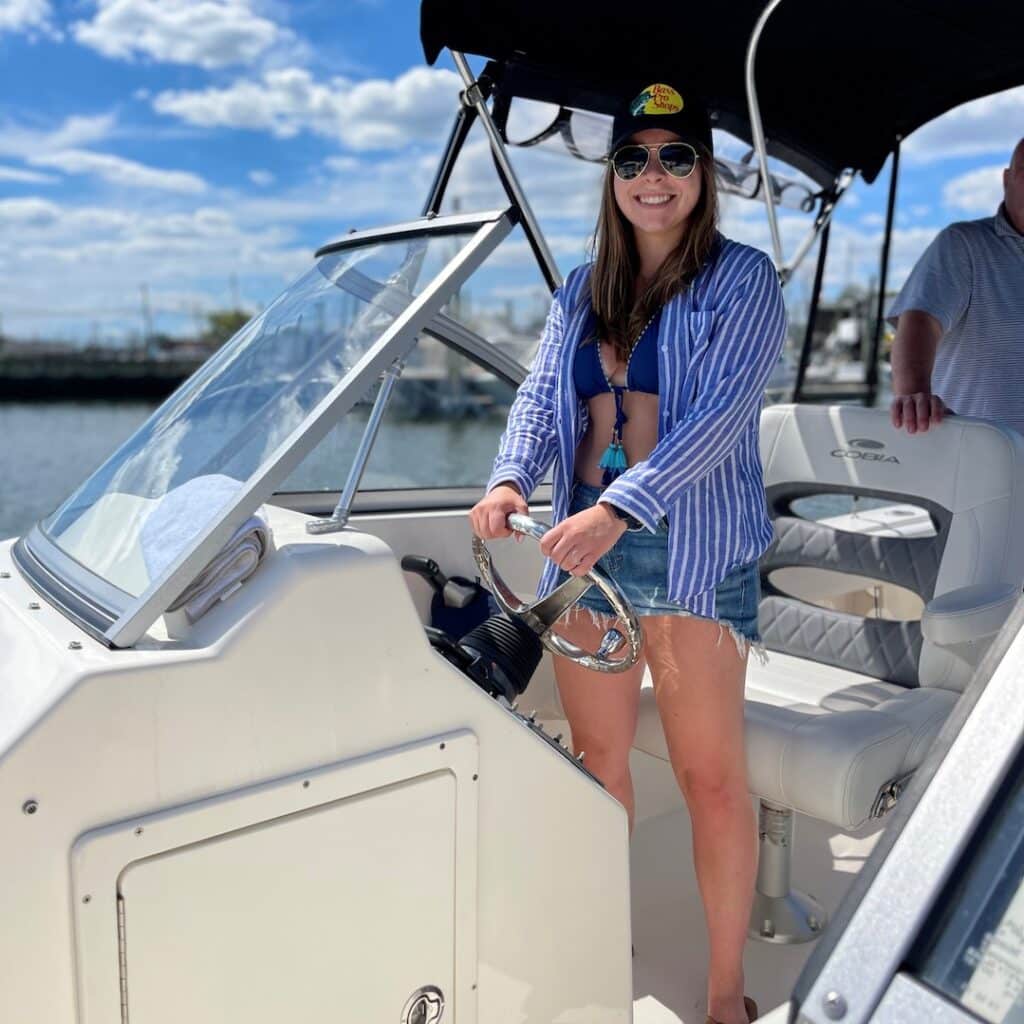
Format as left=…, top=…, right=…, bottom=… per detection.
left=562, top=604, right=767, bottom=663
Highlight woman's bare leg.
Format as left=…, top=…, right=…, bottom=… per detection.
left=644, top=614, right=755, bottom=1024
left=552, top=609, right=647, bottom=832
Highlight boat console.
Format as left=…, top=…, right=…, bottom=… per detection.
left=0, top=505, right=632, bottom=1023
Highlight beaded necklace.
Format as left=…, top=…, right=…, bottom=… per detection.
left=595, top=312, right=658, bottom=486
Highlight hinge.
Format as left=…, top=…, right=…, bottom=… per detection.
left=461, top=80, right=485, bottom=107
left=117, top=895, right=129, bottom=1023
left=870, top=771, right=914, bottom=818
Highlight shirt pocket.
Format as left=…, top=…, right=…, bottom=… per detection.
left=678, top=310, right=717, bottom=409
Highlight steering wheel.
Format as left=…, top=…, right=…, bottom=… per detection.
left=472, top=513, right=643, bottom=673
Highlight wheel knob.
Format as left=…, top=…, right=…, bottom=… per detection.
left=596, top=629, right=626, bottom=658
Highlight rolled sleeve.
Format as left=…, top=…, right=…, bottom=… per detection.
left=886, top=225, right=973, bottom=332
left=600, top=255, right=786, bottom=527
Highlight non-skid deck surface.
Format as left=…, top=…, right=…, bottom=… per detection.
left=628, top=794, right=882, bottom=1022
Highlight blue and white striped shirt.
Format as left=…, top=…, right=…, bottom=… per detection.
left=887, top=205, right=1024, bottom=436
left=488, top=237, right=787, bottom=618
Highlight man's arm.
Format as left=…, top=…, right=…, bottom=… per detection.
left=886, top=224, right=972, bottom=435
left=889, top=309, right=947, bottom=434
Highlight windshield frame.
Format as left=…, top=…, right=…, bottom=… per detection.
left=13, top=207, right=517, bottom=649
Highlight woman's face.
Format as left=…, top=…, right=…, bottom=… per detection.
left=612, top=128, right=703, bottom=239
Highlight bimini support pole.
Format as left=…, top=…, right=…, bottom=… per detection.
left=792, top=219, right=831, bottom=403
left=782, top=169, right=854, bottom=282
left=866, top=137, right=901, bottom=407
left=450, top=50, right=562, bottom=291
left=422, top=104, right=478, bottom=218
left=745, top=0, right=786, bottom=277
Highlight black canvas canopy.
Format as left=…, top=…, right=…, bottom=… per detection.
left=422, top=0, right=1024, bottom=184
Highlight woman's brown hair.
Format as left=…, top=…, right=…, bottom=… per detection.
left=588, top=145, right=719, bottom=361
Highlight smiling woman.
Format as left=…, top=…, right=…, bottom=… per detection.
left=472, top=81, right=786, bottom=1024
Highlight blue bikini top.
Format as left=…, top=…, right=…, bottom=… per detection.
left=573, top=310, right=661, bottom=399
left=572, top=310, right=661, bottom=484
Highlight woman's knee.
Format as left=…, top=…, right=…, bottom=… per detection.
left=571, top=733, right=633, bottom=782
left=675, top=760, right=749, bottom=808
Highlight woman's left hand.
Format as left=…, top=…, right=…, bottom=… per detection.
left=540, top=505, right=627, bottom=576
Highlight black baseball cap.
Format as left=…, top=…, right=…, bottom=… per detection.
left=610, top=83, right=713, bottom=155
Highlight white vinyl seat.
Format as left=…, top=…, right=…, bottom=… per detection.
left=633, top=404, right=1024, bottom=943
left=635, top=651, right=957, bottom=829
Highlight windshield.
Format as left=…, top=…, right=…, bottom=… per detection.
left=39, top=226, right=484, bottom=599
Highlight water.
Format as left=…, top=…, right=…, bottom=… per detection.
left=0, top=402, right=511, bottom=541
left=0, top=392, right=890, bottom=542
left=0, top=403, right=156, bottom=540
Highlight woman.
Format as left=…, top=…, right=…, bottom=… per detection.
left=470, top=82, right=785, bottom=1024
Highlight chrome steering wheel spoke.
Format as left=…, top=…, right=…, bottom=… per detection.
left=530, top=575, right=594, bottom=629
left=471, top=513, right=643, bottom=672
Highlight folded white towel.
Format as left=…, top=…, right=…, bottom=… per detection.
left=140, top=474, right=245, bottom=582
left=138, top=474, right=273, bottom=627
left=167, top=513, right=273, bottom=624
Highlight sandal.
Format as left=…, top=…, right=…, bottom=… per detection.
left=704, top=996, right=758, bottom=1024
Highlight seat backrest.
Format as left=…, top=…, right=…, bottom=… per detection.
left=758, top=405, right=1024, bottom=691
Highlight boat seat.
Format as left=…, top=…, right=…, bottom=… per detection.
left=633, top=404, right=1024, bottom=943
left=634, top=651, right=958, bottom=829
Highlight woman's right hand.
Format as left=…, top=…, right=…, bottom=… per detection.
left=470, top=483, right=529, bottom=540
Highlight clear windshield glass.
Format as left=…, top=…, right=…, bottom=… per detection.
left=41, top=229, right=475, bottom=597
left=281, top=224, right=549, bottom=494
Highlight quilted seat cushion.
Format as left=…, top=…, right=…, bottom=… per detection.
left=633, top=651, right=958, bottom=829
left=760, top=596, right=924, bottom=687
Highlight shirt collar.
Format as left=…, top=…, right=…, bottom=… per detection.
left=995, top=203, right=1023, bottom=239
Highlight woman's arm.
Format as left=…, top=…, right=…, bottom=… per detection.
left=599, top=254, right=786, bottom=530
left=486, top=282, right=571, bottom=499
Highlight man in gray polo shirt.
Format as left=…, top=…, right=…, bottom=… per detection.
left=888, top=137, right=1024, bottom=435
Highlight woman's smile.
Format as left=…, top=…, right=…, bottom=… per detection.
left=635, top=193, right=674, bottom=206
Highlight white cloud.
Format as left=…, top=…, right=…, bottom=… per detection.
left=0, top=0, right=56, bottom=36
left=72, top=0, right=280, bottom=69
left=719, top=189, right=947, bottom=303
left=904, top=86, right=1024, bottom=163
left=860, top=212, right=885, bottom=228
left=152, top=66, right=460, bottom=149
left=444, top=136, right=605, bottom=226
left=248, top=169, right=275, bottom=186
left=0, top=196, right=61, bottom=225
left=825, top=223, right=941, bottom=295
left=41, top=113, right=117, bottom=150
left=943, top=164, right=1004, bottom=214
left=0, top=116, right=201, bottom=194
left=29, top=149, right=207, bottom=193
left=0, top=164, right=56, bottom=184
left=0, top=195, right=310, bottom=340
left=0, top=113, right=116, bottom=160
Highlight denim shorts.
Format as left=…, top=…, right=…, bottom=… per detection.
left=554, top=479, right=761, bottom=643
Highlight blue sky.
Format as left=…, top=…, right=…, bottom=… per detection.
left=0, top=0, right=1019, bottom=344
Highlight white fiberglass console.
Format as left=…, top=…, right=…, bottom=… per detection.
left=0, top=506, right=632, bottom=1024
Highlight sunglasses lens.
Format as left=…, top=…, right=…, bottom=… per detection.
left=658, top=143, right=698, bottom=177
left=612, top=146, right=648, bottom=180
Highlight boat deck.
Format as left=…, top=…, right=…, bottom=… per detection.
left=630, top=800, right=881, bottom=1022
left=541, top=721, right=885, bottom=1023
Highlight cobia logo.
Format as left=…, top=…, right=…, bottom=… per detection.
left=830, top=437, right=900, bottom=464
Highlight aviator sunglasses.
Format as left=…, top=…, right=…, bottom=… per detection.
left=609, top=141, right=699, bottom=181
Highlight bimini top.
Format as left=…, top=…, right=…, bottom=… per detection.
left=421, top=0, right=1024, bottom=185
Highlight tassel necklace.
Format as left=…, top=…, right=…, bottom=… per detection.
left=597, top=313, right=658, bottom=486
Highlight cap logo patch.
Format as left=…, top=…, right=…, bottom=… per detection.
left=630, top=84, right=684, bottom=117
